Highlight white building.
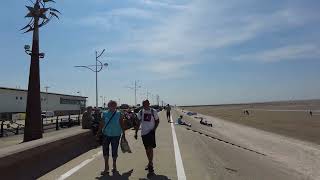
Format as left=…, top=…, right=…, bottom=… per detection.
left=0, top=87, right=87, bottom=117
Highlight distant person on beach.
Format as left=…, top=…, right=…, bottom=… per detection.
left=177, top=115, right=191, bottom=127
left=309, top=110, right=313, bottom=116
left=166, top=104, right=171, bottom=122
left=244, top=110, right=250, bottom=116
left=200, top=118, right=212, bottom=127
left=82, top=106, right=93, bottom=129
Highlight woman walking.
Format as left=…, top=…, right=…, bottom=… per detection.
left=97, top=100, right=126, bottom=175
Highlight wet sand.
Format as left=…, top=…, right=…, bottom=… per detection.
left=182, top=100, right=320, bottom=145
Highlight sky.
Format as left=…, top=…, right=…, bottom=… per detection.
left=0, top=0, right=320, bottom=106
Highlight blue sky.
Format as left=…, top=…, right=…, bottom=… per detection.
left=1, top=0, right=320, bottom=106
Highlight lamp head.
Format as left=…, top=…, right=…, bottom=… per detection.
left=24, top=45, right=30, bottom=51
left=39, top=52, right=45, bottom=58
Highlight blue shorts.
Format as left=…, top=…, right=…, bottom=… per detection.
left=102, top=136, right=121, bottom=158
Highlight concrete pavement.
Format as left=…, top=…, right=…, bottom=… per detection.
left=39, top=110, right=304, bottom=180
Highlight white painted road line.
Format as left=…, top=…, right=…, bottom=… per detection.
left=170, top=115, right=187, bottom=180
left=247, top=108, right=320, bottom=112
left=57, top=151, right=102, bottom=180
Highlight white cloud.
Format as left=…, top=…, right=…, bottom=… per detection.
left=109, top=8, right=154, bottom=19
left=234, top=44, right=320, bottom=62
left=110, top=1, right=318, bottom=57
left=77, top=7, right=158, bottom=30
left=142, top=60, right=197, bottom=79
left=137, top=0, right=189, bottom=10
left=146, top=60, right=194, bottom=73
left=77, top=0, right=320, bottom=78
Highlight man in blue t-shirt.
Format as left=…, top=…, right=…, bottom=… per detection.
left=97, top=100, right=126, bottom=175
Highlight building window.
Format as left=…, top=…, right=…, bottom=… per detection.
left=16, top=97, right=18, bottom=100
left=60, top=98, right=81, bottom=105
left=20, top=97, right=22, bottom=100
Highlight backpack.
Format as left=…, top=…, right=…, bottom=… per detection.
left=123, top=111, right=139, bottom=130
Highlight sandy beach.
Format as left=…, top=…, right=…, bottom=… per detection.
left=182, top=99, right=320, bottom=145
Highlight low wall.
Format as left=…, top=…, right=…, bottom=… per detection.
left=0, top=128, right=98, bottom=180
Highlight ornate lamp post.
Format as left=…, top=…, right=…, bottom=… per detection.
left=22, top=0, right=60, bottom=142
left=74, top=49, right=108, bottom=108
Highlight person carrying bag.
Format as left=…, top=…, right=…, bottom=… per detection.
left=97, top=100, right=127, bottom=175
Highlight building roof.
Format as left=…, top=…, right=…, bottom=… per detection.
left=0, top=87, right=87, bottom=99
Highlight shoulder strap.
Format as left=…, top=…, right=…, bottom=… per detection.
left=102, top=111, right=117, bottom=133
left=151, top=109, right=157, bottom=120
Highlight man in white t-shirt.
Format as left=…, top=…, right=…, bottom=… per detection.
left=135, top=99, right=159, bottom=174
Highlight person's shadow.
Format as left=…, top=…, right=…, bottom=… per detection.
left=96, top=169, right=133, bottom=180
left=139, top=172, right=171, bottom=180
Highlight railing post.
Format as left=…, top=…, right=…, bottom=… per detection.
left=41, top=116, right=44, bottom=133
left=15, top=125, right=19, bottom=135
left=0, top=120, right=4, bottom=137
left=56, top=116, right=59, bottom=130
left=68, top=115, right=71, bottom=128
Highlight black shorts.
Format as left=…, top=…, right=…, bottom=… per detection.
left=142, top=130, right=156, bottom=149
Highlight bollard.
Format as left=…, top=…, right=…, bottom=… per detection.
left=56, top=116, right=59, bottom=130
left=78, top=114, right=80, bottom=125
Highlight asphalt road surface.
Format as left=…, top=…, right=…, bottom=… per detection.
left=39, top=110, right=305, bottom=180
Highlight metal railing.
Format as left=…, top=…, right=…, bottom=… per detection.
left=0, top=114, right=82, bottom=137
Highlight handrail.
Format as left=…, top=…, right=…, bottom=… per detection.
left=0, top=114, right=82, bottom=138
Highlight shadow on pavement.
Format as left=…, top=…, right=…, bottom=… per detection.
left=139, top=172, right=171, bottom=180
left=96, top=169, right=133, bottom=180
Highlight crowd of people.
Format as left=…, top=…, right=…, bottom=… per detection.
left=81, top=101, right=212, bottom=177
left=81, top=99, right=160, bottom=176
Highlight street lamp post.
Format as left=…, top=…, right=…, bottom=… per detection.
left=74, top=49, right=108, bottom=108
left=156, top=94, right=159, bottom=106
left=146, top=89, right=150, bottom=100
left=100, top=96, right=106, bottom=108
left=134, top=80, right=138, bottom=106
left=126, top=80, right=141, bottom=106
left=103, top=96, right=107, bottom=108
left=45, top=86, right=50, bottom=112
left=22, top=0, right=60, bottom=142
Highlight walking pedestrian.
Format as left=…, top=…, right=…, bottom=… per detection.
left=135, top=99, right=160, bottom=174
left=97, top=100, right=126, bottom=175
left=166, top=104, right=171, bottom=123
